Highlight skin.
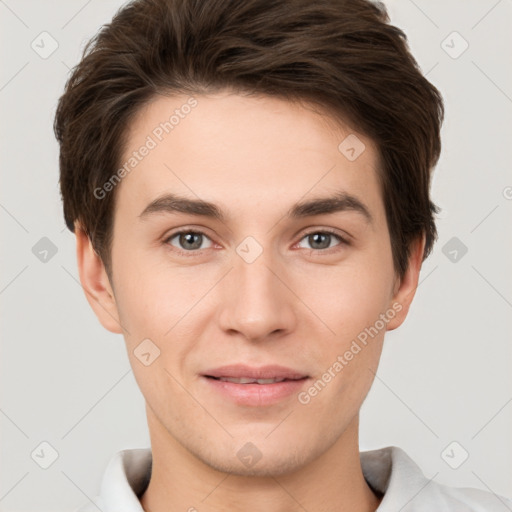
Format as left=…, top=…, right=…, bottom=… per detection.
left=76, top=91, right=425, bottom=512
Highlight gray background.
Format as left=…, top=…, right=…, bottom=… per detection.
left=1, top=0, right=511, bottom=510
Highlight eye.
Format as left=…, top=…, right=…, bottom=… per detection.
left=163, top=228, right=349, bottom=256
left=165, top=230, right=213, bottom=253
left=296, top=230, right=349, bottom=251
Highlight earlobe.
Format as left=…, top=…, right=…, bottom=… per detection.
left=75, top=223, right=124, bottom=334
left=386, top=234, right=426, bottom=332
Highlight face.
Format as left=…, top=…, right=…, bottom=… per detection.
left=79, top=91, right=423, bottom=477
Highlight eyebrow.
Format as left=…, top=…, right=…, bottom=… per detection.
left=139, top=191, right=373, bottom=225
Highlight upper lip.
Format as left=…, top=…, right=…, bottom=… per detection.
left=203, top=364, right=308, bottom=380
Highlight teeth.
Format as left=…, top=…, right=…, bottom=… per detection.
left=218, top=377, right=287, bottom=384
left=218, top=377, right=256, bottom=384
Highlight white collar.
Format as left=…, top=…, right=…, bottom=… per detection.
left=76, top=446, right=509, bottom=511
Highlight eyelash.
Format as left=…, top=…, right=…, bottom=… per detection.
left=163, top=228, right=350, bottom=257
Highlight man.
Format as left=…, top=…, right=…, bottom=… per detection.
left=54, top=0, right=511, bottom=510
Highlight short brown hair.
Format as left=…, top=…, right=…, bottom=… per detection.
left=54, top=0, right=444, bottom=280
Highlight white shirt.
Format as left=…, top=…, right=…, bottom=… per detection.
left=75, top=446, right=512, bottom=511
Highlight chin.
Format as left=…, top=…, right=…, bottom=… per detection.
left=185, top=431, right=323, bottom=479
left=203, top=449, right=310, bottom=478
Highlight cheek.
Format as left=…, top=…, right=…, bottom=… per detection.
left=111, top=247, right=199, bottom=338
left=111, top=255, right=220, bottom=388
left=294, top=258, right=393, bottom=340
left=111, top=265, right=193, bottom=403
left=308, top=258, right=392, bottom=399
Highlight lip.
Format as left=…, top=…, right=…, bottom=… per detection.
left=201, top=364, right=310, bottom=407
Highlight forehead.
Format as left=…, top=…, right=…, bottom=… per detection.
left=114, top=91, right=385, bottom=225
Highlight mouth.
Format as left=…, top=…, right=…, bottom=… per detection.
left=200, top=365, right=310, bottom=406
left=202, top=364, right=309, bottom=381
left=204, top=375, right=308, bottom=384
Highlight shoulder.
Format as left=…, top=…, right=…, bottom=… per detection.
left=73, top=448, right=152, bottom=512
left=361, top=446, right=512, bottom=511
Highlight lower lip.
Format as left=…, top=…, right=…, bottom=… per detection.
left=202, top=376, right=309, bottom=406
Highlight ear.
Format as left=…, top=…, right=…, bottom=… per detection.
left=75, top=223, right=123, bottom=334
left=386, top=234, right=426, bottom=331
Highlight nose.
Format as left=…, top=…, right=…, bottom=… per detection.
left=217, top=247, right=298, bottom=342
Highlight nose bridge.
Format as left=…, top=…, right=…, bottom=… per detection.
left=218, top=241, right=296, bottom=341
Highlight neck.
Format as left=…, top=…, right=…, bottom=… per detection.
left=140, top=406, right=381, bottom=512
